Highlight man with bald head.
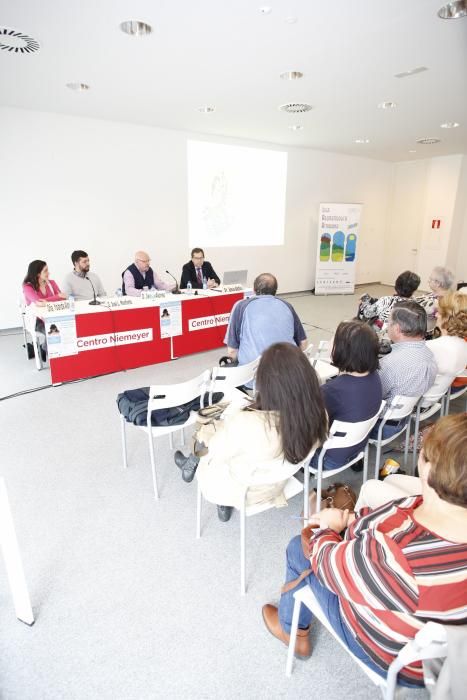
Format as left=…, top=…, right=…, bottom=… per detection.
left=224, top=272, right=307, bottom=367
left=122, top=251, right=175, bottom=296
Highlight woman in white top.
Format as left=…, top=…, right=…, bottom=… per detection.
left=176, top=343, right=328, bottom=521
left=426, top=292, right=467, bottom=398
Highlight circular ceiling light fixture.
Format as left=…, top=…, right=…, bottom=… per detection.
left=409, top=150, right=417, bottom=153
left=437, top=1, right=467, bottom=19
left=197, top=105, right=216, bottom=113
left=416, top=137, right=441, bottom=144
left=289, top=125, right=303, bottom=131
left=355, top=138, right=370, bottom=144
left=0, top=27, right=40, bottom=53
left=378, top=101, right=397, bottom=109
left=280, top=71, right=303, bottom=80
left=285, top=16, right=298, bottom=24
left=279, top=102, right=312, bottom=113
left=440, top=121, right=460, bottom=128
left=120, top=20, right=152, bottom=36
left=259, top=6, right=272, bottom=14
left=66, top=82, right=90, bottom=91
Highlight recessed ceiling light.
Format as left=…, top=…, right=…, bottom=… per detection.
left=394, top=66, right=428, bottom=79
left=438, top=1, right=467, bottom=19
left=259, top=6, right=272, bottom=14
left=197, top=106, right=216, bottom=113
left=285, top=16, right=298, bottom=24
left=120, top=20, right=152, bottom=36
left=440, top=121, right=460, bottom=128
left=416, top=137, right=441, bottom=145
left=378, top=101, right=397, bottom=109
left=280, top=71, right=303, bottom=80
left=66, top=82, right=90, bottom=91
left=279, top=103, right=312, bottom=113
left=409, top=150, right=417, bottom=153
left=289, top=125, right=303, bottom=131
left=0, top=27, right=40, bottom=53
left=355, top=138, right=370, bottom=144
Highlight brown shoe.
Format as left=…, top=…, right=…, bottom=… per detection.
left=262, top=604, right=311, bottom=659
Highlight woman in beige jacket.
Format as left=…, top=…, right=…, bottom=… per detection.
left=176, top=342, right=328, bottom=521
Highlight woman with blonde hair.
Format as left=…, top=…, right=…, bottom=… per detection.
left=426, top=291, right=467, bottom=396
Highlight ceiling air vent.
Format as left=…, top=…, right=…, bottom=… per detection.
left=0, top=27, right=40, bottom=53
left=416, top=137, right=441, bottom=145
left=279, top=103, right=312, bottom=113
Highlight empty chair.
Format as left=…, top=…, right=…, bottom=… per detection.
left=368, top=394, right=420, bottom=478
left=120, top=369, right=211, bottom=499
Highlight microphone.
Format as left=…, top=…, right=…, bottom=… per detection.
left=86, top=275, right=102, bottom=305
left=165, top=270, right=181, bottom=294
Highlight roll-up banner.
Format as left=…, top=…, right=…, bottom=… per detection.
left=314, top=203, right=362, bottom=295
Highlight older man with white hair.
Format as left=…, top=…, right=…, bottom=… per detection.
left=121, top=251, right=175, bottom=296
left=415, top=265, right=455, bottom=317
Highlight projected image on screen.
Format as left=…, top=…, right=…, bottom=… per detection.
left=187, top=140, right=287, bottom=247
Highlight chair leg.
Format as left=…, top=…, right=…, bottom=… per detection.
left=303, top=465, right=310, bottom=521
left=121, top=415, right=128, bottom=469
left=315, top=466, right=323, bottom=514
left=147, top=430, right=159, bottom=500
left=363, top=444, right=369, bottom=482
left=285, top=597, right=302, bottom=677
left=181, top=427, right=185, bottom=445
left=412, top=410, right=421, bottom=475
left=374, top=439, right=381, bottom=480
left=169, top=433, right=173, bottom=450
left=240, top=505, right=246, bottom=595
left=196, top=484, right=202, bottom=539
left=403, top=418, right=411, bottom=467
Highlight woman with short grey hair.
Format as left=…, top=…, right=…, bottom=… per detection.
left=416, top=266, right=455, bottom=317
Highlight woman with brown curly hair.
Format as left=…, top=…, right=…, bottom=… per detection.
left=426, top=291, right=467, bottom=396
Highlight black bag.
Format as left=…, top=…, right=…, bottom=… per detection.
left=116, top=388, right=223, bottom=427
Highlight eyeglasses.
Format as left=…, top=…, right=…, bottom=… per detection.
left=192, top=255, right=204, bottom=261
left=136, top=258, right=150, bottom=264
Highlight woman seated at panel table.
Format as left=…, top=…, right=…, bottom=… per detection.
left=358, top=270, right=420, bottom=329
left=262, top=413, right=467, bottom=689
left=310, top=320, right=382, bottom=471
left=23, top=260, right=66, bottom=306
left=174, top=343, right=328, bottom=522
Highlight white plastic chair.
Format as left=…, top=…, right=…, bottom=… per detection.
left=120, top=370, right=211, bottom=499
left=443, top=370, right=467, bottom=414
left=286, top=586, right=448, bottom=700
left=0, top=478, right=34, bottom=626
left=303, top=401, right=385, bottom=519
left=196, top=449, right=315, bottom=595
left=368, top=395, right=420, bottom=479
left=307, top=340, right=338, bottom=383
left=410, top=385, right=451, bottom=472
left=208, top=357, right=260, bottom=403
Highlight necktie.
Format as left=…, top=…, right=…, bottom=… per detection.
left=196, top=268, right=202, bottom=286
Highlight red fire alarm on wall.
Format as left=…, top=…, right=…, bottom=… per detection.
left=432, top=219, right=441, bottom=229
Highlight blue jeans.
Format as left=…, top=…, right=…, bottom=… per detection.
left=278, top=535, right=419, bottom=687
left=369, top=417, right=408, bottom=441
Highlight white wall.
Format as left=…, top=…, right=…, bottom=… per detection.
left=382, top=154, right=466, bottom=291
left=0, top=106, right=393, bottom=328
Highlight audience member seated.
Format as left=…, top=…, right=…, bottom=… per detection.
left=23, top=260, right=66, bottom=306
left=415, top=266, right=455, bottom=317
left=180, top=248, right=220, bottom=289
left=224, top=273, right=307, bottom=369
left=310, top=321, right=382, bottom=471
left=122, top=251, right=175, bottom=295
left=262, top=413, right=467, bottom=688
left=371, top=301, right=437, bottom=440
left=425, top=291, right=467, bottom=397
left=174, top=343, right=328, bottom=522
left=62, top=250, right=106, bottom=301
left=358, top=270, right=420, bottom=328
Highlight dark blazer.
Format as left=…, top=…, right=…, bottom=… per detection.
left=180, top=260, right=220, bottom=289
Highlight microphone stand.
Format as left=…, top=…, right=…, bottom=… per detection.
left=86, top=275, right=102, bottom=305
left=165, top=270, right=181, bottom=294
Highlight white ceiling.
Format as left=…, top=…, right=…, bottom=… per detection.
left=1, top=0, right=466, bottom=161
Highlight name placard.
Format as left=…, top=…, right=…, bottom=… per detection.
left=221, top=284, right=244, bottom=294
left=106, top=297, right=134, bottom=308
left=141, top=290, right=167, bottom=301
left=45, top=300, right=71, bottom=314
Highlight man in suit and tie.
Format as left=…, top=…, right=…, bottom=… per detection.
left=180, top=248, right=220, bottom=289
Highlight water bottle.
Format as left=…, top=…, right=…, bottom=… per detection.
left=186, top=281, right=192, bottom=291
left=68, top=295, right=75, bottom=313
left=202, top=276, right=207, bottom=290
left=115, top=288, right=122, bottom=298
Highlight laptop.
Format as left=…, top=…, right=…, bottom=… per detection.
left=223, top=269, right=248, bottom=286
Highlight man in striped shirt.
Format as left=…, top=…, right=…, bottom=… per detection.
left=262, top=414, right=467, bottom=688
